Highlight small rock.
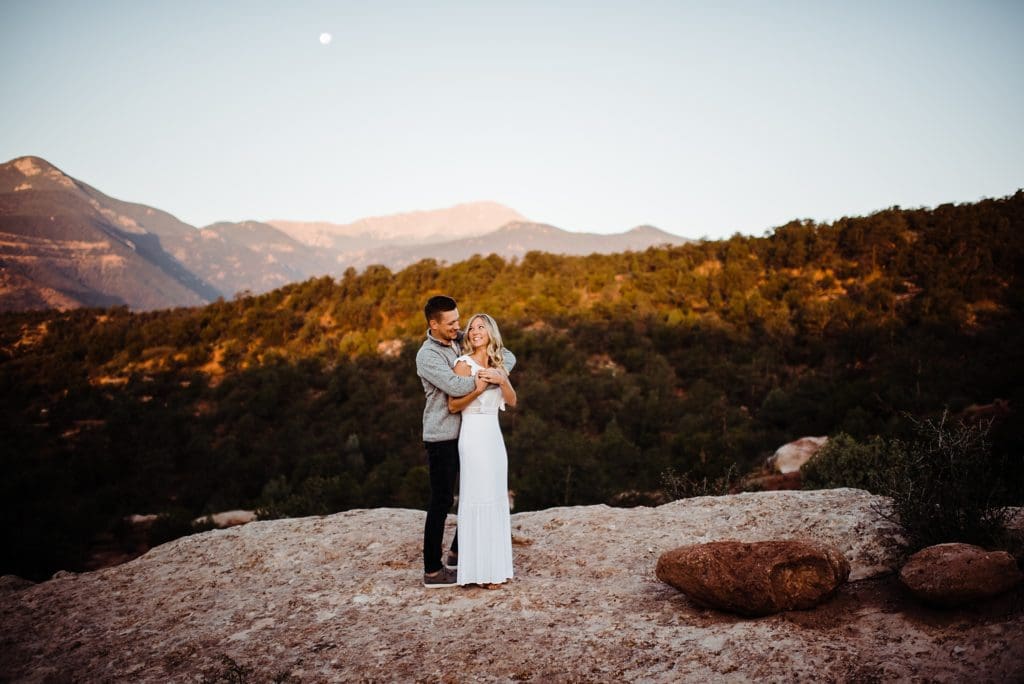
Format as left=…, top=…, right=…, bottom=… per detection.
left=899, top=543, right=1023, bottom=607
left=700, top=635, right=727, bottom=654
left=656, top=539, right=850, bottom=616
left=767, top=436, right=828, bottom=474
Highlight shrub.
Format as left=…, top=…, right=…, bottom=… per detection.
left=801, top=432, right=894, bottom=492
left=201, top=654, right=253, bottom=684
left=256, top=474, right=361, bottom=519
left=661, top=464, right=739, bottom=500
left=804, top=415, right=1018, bottom=553
left=877, top=414, right=1015, bottom=552
left=148, top=508, right=214, bottom=547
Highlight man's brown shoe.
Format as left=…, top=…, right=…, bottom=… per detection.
left=423, top=567, right=457, bottom=588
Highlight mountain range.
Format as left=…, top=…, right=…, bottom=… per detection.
left=0, top=156, right=691, bottom=311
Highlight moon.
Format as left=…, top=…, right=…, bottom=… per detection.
left=319, top=32, right=332, bottom=45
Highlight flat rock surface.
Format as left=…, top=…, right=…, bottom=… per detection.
left=2, top=489, right=1023, bottom=682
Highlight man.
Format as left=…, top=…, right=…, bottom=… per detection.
left=416, top=295, right=515, bottom=587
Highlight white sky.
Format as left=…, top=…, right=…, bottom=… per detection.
left=1, top=0, right=1022, bottom=238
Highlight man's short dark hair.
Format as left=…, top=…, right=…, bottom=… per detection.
left=424, top=295, right=457, bottom=323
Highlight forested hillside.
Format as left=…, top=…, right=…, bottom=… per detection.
left=2, top=192, right=1022, bottom=580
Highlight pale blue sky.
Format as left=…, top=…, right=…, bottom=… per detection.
left=2, top=0, right=1021, bottom=238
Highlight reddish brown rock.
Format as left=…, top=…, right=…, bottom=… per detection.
left=656, top=539, right=851, bottom=616
left=899, top=543, right=1023, bottom=607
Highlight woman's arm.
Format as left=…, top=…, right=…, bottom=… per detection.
left=498, top=374, right=517, bottom=408
left=447, top=361, right=489, bottom=413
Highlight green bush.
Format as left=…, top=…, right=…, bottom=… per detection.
left=804, top=416, right=1018, bottom=553
left=148, top=508, right=214, bottom=547
left=877, top=415, right=1015, bottom=552
left=661, top=464, right=739, bottom=500
left=256, top=474, right=361, bottom=519
left=801, top=432, right=895, bottom=492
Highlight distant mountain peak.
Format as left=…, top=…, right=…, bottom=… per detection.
left=7, top=155, right=56, bottom=173
left=346, top=220, right=693, bottom=271
left=268, top=201, right=526, bottom=246
left=3, top=155, right=77, bottom=193
left=0, top=155, right=221, bottom=310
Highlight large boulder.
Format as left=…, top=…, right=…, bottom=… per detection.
left=767, top=436, right=828, bottom=474
left=656, top=539, right=850, bottom=616
left=899, top=543, right=1023, bottom=607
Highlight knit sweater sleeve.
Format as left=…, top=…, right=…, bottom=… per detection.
left=417, top=346, right=476, bottom=397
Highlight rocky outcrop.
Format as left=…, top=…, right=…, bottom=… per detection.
left=656, top=540, right=850, bottom=616
left=0, top=156, right=222, bottom=311
left=899, top=543, right=1023, bottom=607
left=767, top=436, right=828, bottom=473
left=1, top=489, right=1021, bottom=682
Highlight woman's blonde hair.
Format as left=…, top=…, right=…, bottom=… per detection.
left=461, top=313, right=506, bottom=371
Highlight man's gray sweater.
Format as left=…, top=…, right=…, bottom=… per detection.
left=416, top=330, right=516, bottom=442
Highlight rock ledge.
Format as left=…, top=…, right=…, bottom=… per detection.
left=2, top=489, right=1021, bottom=682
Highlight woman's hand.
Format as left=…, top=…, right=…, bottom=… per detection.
left=479, top=368, right=507, bottom=385
left=449, top=373, right=490, bottom=413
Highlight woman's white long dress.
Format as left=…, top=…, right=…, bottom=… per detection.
left=456, top=355, right=514, bottom=585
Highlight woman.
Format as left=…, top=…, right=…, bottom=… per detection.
left=447, top=313, right=517, bottom=587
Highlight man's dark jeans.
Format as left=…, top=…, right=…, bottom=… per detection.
left=423, top=439, right=459, bottom=573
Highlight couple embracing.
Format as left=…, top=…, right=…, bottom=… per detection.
left=415, top=295, right=518, bottom=588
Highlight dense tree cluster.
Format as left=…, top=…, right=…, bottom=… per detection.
left=2, top=192, right=1022, bottom=579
